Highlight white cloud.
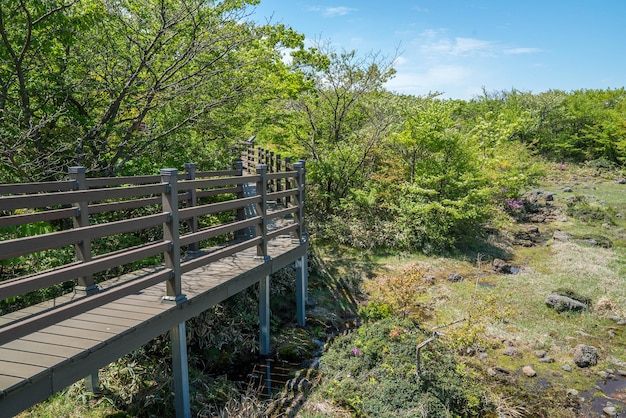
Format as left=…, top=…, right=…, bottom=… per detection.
left=503, top=47, right=542, bottom=55
left=418, top=31, right=496, bottom=57
left=385, top=65, right=470, bottom=94
left=349, top=37, right=364, bottom=46
left=322, top=6, right=357, bottom=17
left=415, top=30, right=539, bottom=58
left=394, top=56, right=409, bottom=65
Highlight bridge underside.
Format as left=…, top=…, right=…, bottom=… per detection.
left=0, top=236, right=307, bottom=416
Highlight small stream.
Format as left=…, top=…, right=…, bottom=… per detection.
left=227, top=357, right=304, bottom=397
left=579, top=375, right=626, bottom=416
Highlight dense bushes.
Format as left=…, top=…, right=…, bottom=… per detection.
left=318, top=317, right=491, bottom=417
left=304, top=95, right=545, bottom=252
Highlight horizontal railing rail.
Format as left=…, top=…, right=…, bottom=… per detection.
left=0, top=212, right=169, bottom=260
left=0, top=180, right=77, bottom=195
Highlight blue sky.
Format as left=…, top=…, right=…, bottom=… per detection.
left=250, top=1, right=626, bottom=100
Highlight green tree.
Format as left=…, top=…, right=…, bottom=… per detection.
left=289, top=42, right=398, bottom=211
left=0, top=0, right=92, bottom=180
left=0, top=0, right=305, bottom=181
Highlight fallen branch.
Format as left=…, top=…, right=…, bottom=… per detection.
left=415, top=318, right=466, bottom=379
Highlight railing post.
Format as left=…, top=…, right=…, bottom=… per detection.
left=254, top=147, right=261, bottom=171
left=255, top=164, right=269, bottom=260
left=161, top=168, right=183, bottom=301
left=68, top=166, right=98, bottom=296
left=275, top=154, right=282, bottom=205
left=269, top=151, right=275, bottom=194
left=234, top=161, right=249, bottom=240
left=284, top=157, right=292, bottom=206
left=293, top=161, right=306, bottom=243
left=184, top=163, right=199, bottom=254
left=68, top=166, right=101, bottom=395
left=160, top=168, right=190, bottom=418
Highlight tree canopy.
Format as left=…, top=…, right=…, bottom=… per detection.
left=0, top=0, right=304, bottom=180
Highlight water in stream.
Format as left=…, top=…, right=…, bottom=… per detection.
left=579, top=374, right=626, bottom=416
left=228, top=358, right=302, bottom=397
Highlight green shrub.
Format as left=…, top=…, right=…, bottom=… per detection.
left=565, top=195, right=616, bottom=224
left=358, top=301, right=393, bottom=322
left=318, top=317, right=491, bottom=417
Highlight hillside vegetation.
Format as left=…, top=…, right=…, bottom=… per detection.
left=2, top=1, right=626, bottom=417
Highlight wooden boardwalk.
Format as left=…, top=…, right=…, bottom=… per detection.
left=0, top=233, right=307, bottom=416
left=0, top=145, right=308, bottom=417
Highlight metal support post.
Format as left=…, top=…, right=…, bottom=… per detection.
left=303, top=250, right=310, bottom=306
left=259, top=275, right=270, bottom=356
left=295, top=256, right=306, bottom=326
left=171, top=322, right=190, bottom=418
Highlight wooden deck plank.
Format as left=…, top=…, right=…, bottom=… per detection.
left=108, top=301, right=170, bottom=316
left=22, top=332, right=102, bottom=350
left=56, top=318, right=130, bottom=335
left=41, top=325, right=118, bottom=342
left=0, top=339, right=83, bottom=358
left=79, top=312, right=145, bottom=328
left=0, top=348, right=65, bottom=368
left=0, top=375, right=23, bottom=391
left=0, top=361, right=46, bottom=378
left=89, top=306, right=156, bottom=322
left=129, top=289, right=163, bottom=298
left=0, top=311, right=31, bottom=323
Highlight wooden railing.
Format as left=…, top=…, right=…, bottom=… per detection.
left=239, top=140, right=304, bottom=200
left=0, top=153, right=306, bottom=348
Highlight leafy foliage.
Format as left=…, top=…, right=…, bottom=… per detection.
left=478, top=88, right=626, bottom=165
left=361, top=263, right=432, bottom=321
left=318, top=317, right=491, bottom=417
left=565, top=194, right=616, bottom=224
left=0, top=0, right=305, bottom=181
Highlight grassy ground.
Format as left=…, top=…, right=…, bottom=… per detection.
left=300, top=164, right=626, bottom=417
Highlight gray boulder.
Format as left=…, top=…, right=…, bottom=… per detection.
left=553, top=230, right=573, bottom=241
left=493, top=258, right=512, bottom=274
left=603, top=406, right=617, bottom=417
left=546, top=294, right=587, bottom=312
left=447, top=273, right=463, bottom=282
left=573, top=344, right=598, bottom=368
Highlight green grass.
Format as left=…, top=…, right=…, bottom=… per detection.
left=304, top=165, right=626, bottom=416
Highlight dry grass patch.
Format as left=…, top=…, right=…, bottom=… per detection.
left=549, top=241, right=624, bottom=313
